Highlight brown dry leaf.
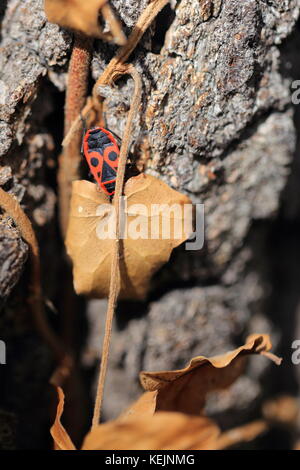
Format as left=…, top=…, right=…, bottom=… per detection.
left=119, top=391, right=158, bottom=422
left=65, top=174, right=192, bottom=299
left=263, top=395, right=300, bottom=427
left=51, top=386, right=219, bottom=450
left=44, top=0, right=126, bottom=44
left=50, top=388, right=267, bottom=451
left=134, top=334, right=280, bottom=416
left=51, top=336, right=277, bottom=450
left=50, top=386, right=76, bottom=450
left=215, top=420, right=268, bottom=450
left=82, top=412, right=220, bottom=450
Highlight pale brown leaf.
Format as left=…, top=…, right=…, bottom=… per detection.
left=44, top=0, right=126, bottom=44
left=50, top=336, right=280, bottom=450
left=51, top=387, right=220, bottom=450
left=50, top=387, right=268, bottom=451
left=263, top=395, right=300, bottom=427
left=50, top=387, right=76, bottom=450
left=137, top=334, right=280, bottom=416
left=82, top=412, right=220, bottom=450
left=215, top=420, right=268, bottom=450
left=65, top=175, right=192, bottom=300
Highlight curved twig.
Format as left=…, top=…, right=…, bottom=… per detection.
left=62, top=0, right=170, bottom=148
left=91, top=65, right=142, bottom=429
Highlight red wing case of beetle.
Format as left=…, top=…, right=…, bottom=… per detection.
left=83, top=127, right=120, bottom=196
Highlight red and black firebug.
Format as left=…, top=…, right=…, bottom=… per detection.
left=82, top=127, right=120, bottom=196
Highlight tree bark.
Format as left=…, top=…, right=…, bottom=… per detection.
left=0, top=0, right=300, bottom=449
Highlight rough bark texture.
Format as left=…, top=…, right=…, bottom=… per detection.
left=0, top=0, right=300, bottom=449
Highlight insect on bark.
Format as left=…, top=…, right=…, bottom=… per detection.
left=82, top=127, right=120, bottom=196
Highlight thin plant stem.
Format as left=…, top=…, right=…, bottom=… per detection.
left=91, top=66, right=142, bottom=429
left=62, top=0, right=169, bottom=148
left=58, top=33, right=92, bottom=236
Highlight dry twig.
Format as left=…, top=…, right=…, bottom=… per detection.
left=92, top=65, right=142, bottom=429
left=62, top=0, right=170, bottom=148
left=58, top=33, right=93, bottom=236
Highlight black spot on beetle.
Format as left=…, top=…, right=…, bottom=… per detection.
left=108, top=151, right=118, bottom=161
left=91, top=157, right=99, bottom=167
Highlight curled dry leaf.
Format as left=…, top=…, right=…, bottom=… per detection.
left=51, top=386, right=268, bottom=450
left=50, top=387, right=76, bottom=450
left=65, top=174, right=192, bottom=299
left=51, top=335, right=276, bottom=450
left=122, top=334, right=279, bottom=417
left=51, top=385, right=219, bottom=450
left=44, top=0, right=126, bottom=45
left=82, top=412, right=220, bottom=450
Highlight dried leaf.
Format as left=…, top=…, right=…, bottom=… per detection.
left=44, top=0, right=126, bottom=44
left=138, top=334, right=279, bottom=416
left=51, top=387, right=219, bottom=450
left=50, top=336, right=279, bottom=450
left=65, top=175, right=192, bottom=299
left=82, top=412, right=220, bottom=450
left=50, top=387, right=76, bottom=450
left=51, top=389, right=266, bottom=451
left=119, top=391, right=158, bottom=422
left=263, top=395, right=299, bottom=427
left=215, top=420, right=268, bottom=450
